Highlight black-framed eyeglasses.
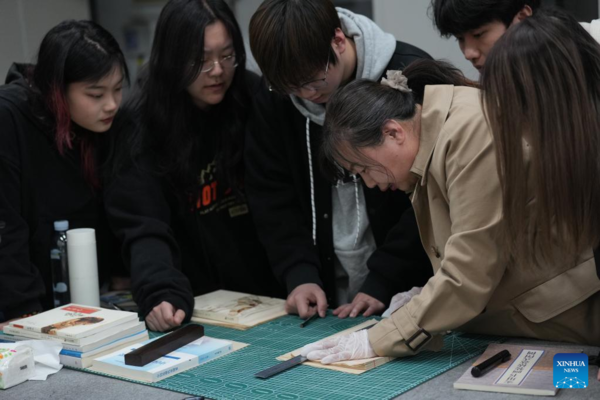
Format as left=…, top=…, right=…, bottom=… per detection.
left=269, top=53, right=330, bottom=94
left=193, top=54, right=238, bottom=73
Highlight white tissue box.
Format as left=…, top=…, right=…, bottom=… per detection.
left=0, top=345, right=35, bottom=389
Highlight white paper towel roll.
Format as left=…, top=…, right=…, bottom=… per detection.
left=66, top=228, right=100, bottom=307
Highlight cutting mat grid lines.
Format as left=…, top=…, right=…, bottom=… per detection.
left=75, top=313, right=505, bottom=400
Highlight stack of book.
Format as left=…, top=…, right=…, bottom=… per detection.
left=2, top=304, right=147, bottom=368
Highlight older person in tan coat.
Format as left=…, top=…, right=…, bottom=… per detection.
left=300, top=59, right=600, bottom=364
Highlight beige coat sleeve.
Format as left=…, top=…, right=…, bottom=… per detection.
left=369, top=110, right=505, bottom=357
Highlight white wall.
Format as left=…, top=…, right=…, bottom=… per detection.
left=93, top=0, right=136, bottom=54
left=229, top=0, right=262, bottom=74
left=2, top=0, right=596, bottom=84
left=373, top=0, right=478, bottom=80
left=93, top=0, right=166, bottom=84
left=0, top=0, right=91, bottom=80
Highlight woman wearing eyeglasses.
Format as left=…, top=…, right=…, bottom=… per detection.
left=104, top=0, right=284, bottom=332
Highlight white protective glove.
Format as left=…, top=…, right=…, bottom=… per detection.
left=300, top=329, right=376, bottom=364
left=381, top=286, right=423, bottom=318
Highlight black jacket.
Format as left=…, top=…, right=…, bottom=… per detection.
left=104, top=71, right=285, bottom=321
left=245, top=42, right=434, bottom=307
left=0, top=64, right=123, bottom=321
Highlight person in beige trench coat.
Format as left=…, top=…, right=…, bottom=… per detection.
left=300, top=59, right=600, bottom=364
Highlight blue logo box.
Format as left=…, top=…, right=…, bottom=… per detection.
left=553, top=353, right=588, bottom=389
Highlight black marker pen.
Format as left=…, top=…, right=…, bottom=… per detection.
left=299, top=313, right=319, bottom=328
left=471, top=349, right=512, bottom=377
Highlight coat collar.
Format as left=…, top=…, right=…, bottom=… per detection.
left=409, top=85, right=454, bottom=187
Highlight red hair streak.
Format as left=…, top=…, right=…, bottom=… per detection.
left=49, top=84, right=72, bottom=154
left=80, top=139, right=100, bottom=189
left=48, top=84, right=100, bottom=189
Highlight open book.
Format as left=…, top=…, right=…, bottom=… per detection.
left=191, top=290, right=286, bottom=330
left=453, top=343, right=580, bottom=396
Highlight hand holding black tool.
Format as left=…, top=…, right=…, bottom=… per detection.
left=300, top=313, right=319, bottom=328
left=471, top=349, right=511, bottom=377
left=125, top=324, right=204, bottom=366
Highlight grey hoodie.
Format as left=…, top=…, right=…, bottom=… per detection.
left=290, top=8, right=397, bottom=304
left=291, top=8, right=396, bottom=124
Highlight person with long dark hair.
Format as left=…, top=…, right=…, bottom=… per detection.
left=482, top=8, right=600, bottom=267
left=300, top=57, right=600, bottom=363
left=482, top=12, right=600, bottom=380
left=483, top=11, right=600, bottom=384
left=105, top=0, right=283, bottom=332
left=0, top=20, right=128, bottom=325
left=481, top=9, right=600, bottom=380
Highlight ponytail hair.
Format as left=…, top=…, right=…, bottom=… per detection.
left=321, top=59, right=477, bottom=180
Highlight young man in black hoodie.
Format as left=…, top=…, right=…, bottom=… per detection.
left=246, top=0, right=433, bottom=319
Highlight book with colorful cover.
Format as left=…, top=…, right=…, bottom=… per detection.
left=192, top=290, right=286, bottom=327
left=453, top=343, right=581, bottom=396
left=91, top=336, right=233, bottom=383
left=3, top=320, right=145, bottom=347
left=8, top=304, right=138, bottom=339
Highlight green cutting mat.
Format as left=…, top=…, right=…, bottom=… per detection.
left=77, top=313, right=504, bottom=400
